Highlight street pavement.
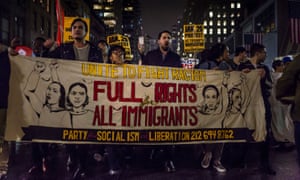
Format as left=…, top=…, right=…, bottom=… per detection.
left=4, top=142, right=300, bottom=180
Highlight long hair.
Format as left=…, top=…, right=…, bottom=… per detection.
left=210, top=43, right=228, bottom=61
left=227, top=87, right=242, bottom=111
left=45, top=81, right=66, bottom=108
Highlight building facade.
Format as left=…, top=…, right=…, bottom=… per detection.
left=0, top=0, right=106, bottom=47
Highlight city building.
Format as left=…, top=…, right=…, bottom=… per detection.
left=0, top=0, right=55, bottom=46
left=91, top=0, right=142, bottom=63
left=226, top=0, right=300, bottom=67
left=122, top=0, right=143, bottom=63
left=0, top=0, right=106, bottom=47
left=182, top=0, right=245, bottom=56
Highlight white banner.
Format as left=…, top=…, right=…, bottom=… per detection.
left=5, top=55, right=266, bottom=144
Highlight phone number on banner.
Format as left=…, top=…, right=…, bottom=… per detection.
left=61, top=128, right=247, bottom=144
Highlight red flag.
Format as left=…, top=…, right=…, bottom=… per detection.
left=56, top=0, right=64, bottom=46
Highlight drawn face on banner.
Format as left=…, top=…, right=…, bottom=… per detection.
left=46, top=83, right=62, bottom=106
left=68, top=84, right=87, bottom=108
left=203, top=86, right=219, bottom=111
left=230, top=88, right=242, bottom=110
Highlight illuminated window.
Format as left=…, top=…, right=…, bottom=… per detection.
left=209, top=11, right=213, bottom=18
left=204, top=28, right=207, bottom=35
left=217, top=13, right=221, bottom=18
left=223, top=20, right=227, bottom=26
left=209, top=28, right=213, bottom=35
left=203, top=20, right=207, bottom=26
left=124, top=6, right=133, bottom=11
left=223, top=28, right=227, bottom=34
left=231, top=13, right=235, bottom=18
left=217, top=28, right=221, bottom=34
left=237, top=13, right=240, bottom=17
left=209, top=20, right=213, bottom=26
left=237, top=2, right=241, bottom=8
left=231, top=3, right=235, bottom=8
left=93, top=4, right=103, bottom=10
left=105, top=6, right=113, bottom=10
left=104, top=20, right=116, bottom=27
left=223, top=13, right=226, bottom=18
left=104, top=12, right=115, bottom=18
left=217, top=20, right=221, bottom=26
left=231, top=20, right=235, bottom=26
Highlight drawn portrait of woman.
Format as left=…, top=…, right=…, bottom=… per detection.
left=24, top=61, right=71, bottom=128
left=66, top=82, right=94, bottom=128
left=222, top=73, right=250, bottom=128
left=198, top=78, right=229, bottom=128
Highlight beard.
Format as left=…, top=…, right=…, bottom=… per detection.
left=74, top=37, right=84, bottom=41
left=161, top=44, right=170, bottom=51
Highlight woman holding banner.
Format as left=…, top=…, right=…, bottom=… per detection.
left=197, top=43, right=230, bottom=173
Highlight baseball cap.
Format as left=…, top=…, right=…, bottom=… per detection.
left=282, top=56, right=292, bottom=64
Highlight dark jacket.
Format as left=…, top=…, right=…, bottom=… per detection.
left=142, top=48, right=181, bottom=68
left=48, top=42, right=103, bottom=62
left=276, top=55, right=300, bottom=122
left=0, top=50, right=10, bottom=108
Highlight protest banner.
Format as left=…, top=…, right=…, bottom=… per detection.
left=5, top=55, right=266, bottom=144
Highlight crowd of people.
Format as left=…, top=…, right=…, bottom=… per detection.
left=0, top=17, right=299, bottom=180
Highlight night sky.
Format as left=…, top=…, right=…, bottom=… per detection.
left=140, top=0, right=187, bottom=38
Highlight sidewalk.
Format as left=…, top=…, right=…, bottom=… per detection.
left=4, top=142, right=300, bottom=180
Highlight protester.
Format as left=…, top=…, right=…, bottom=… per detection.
left=282, top=56, right=292, bottom=67
left=222, top=46, right=249, bottom=169
left=97, top=39, right=109, bottom=63
left=0, top=37, right=25, bottom=179
left=276, top=54, right=300, bottom=166
left=46, top=18, right=103, bottom=179
left=228, top=46, right=248, bottom=70
left=198, top=43, right=229, bottom=173
left=26, top=37, right=69, bottom=177
left=238, top=43, right=276, bottom=175
left=0, top=45, right=11, bottom=180
left=270, top=60, right=295, bottom=150
left=104, top=45, right=135, bottom=176
left=141, top=30, right=181, bottom=172
left=195, top=48, right=215, bottom=69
